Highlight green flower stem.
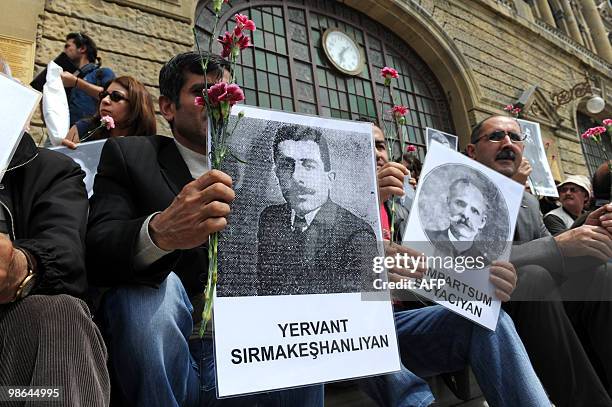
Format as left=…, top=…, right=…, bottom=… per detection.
left=200, top=231, right=219, bottom=336
left=389, top=197, right=397, bottom=243
left=388, top=91, right=405, bottom=155
left=378, top=83, right=398, bottom=243
left=79, top=124, right=104, bottom=143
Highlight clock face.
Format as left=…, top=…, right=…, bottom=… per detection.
left=323, top=29, right=363, bottom=75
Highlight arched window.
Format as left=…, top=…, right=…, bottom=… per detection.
left=195, top=0, right=454, bottom=159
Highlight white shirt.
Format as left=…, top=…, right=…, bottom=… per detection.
left=133, top=139, right=209, bottom=270
left=447, top=227, right=475, bottom=253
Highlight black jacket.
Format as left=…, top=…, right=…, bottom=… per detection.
left=0, top=134, right=88, bottom=298
left=86, top=135, right=208, bottom=296
left=256, top=200, right=378, bottom=295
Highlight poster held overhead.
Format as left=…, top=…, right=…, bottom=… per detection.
left=517, top=119, right=558, bottom=197
left=400, top=142, right=523, bottom=330
left=212, top=105, right=400, bottom=397
left=425, top=127, right=458, bottom=151
left=0, top=73, right=41, bottom=182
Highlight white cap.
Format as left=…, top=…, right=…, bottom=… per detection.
left=558, top=175, right=592, bottom=198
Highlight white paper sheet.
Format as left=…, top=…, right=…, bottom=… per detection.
left=212, top=105, right=400, bottom=397
left=0, top=73, right=41, bottom=182
left=400, top=142, right=524, bottom=330
left=518, top=119, right=558, bottom=197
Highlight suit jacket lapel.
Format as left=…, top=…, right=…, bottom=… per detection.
left=157, top=139, right=193, bottom=195
left=307, top=200, right=336, bottom=260
left=514, top=194, right=529, bottom=242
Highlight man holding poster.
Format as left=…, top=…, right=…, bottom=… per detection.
left=466, top=114, right=612, bottom=406
left=362, top=122, right=550, bottom=407
left=87, top=52, right=323, bottom=406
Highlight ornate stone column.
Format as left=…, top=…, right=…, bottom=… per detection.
left=580, top=0, right=612, bottom=63
left=536, top=0, right=557, bottom=26
left=561, top=1, right=585, bottom=44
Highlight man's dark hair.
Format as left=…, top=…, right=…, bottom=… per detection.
left=592, top=162, right=611, bottom=200
left=356, top=116, right=377, bottom=125
left=470, top=115, right=520, bottom=143
left=158, top=51, right=231, bottom=108
left=273, top=125, right=331, bottom=171
left=66, top=32, right=98, bottom=63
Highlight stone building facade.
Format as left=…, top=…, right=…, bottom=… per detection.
left=2, top=0, right=611, bottom=178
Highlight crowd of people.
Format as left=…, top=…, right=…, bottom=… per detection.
left=0, top=30, right=611, bottom=407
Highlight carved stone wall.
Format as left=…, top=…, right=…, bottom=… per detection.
left=349, top=0, right=612, bottom=177
left=28, top=0, right=196, bottom=141
left=8, top=0, right=612, bottom=175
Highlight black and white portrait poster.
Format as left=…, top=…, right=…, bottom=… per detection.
left=212, top=105, right=400, bottom=397
left=400, top=142, right=523, bottom=330
left=517, top=119, right=558, bottom=197
left=50, top=139, right=105, bottom=198
left=425, top=127, right=458, bottom=151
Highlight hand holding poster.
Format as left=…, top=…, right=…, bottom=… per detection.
left=399, top=142, right=523, bottom=330
left=212, top=106, right=400, bottom=397
left=0, top=73, right=40, bottom=182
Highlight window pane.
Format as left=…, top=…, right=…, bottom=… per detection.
left=267, top=54, right=278, bottom=74
left=298, top=101, right=317, bottom=114
left=253, top=29, right=264, bottom=48
left=292, top=42, right=310, bottom=61
left=289, top=22, right=308, bottom=43
left=264, top=32, right=276, bottom=52
left=280, top=77, right=292, bottom=97
left=278, top=57, right=289, bottom=76
left=259, top=92, right=270, bottom=108
left=255, top=50, right=266, bottom=70
left=257, top=70, right=269, bottom=92
left=251, top=9, right=263, bottom=28
left=269, top=74, right=281, bottom=94
left=288, top=8, right=305, bottom=25
left=282, top=97, right=293, bottom=111
left=274, top=16, right=285, bottom=33
left=276, top=36, right=287, bottom=54
left=243, top=67, right=255, bottom=89
left=271, top=95, right=282, bottom=110
left=297, top=81, right=315, bottom=103
left=263, top=12, right=274, bottom=31
left=294, top=61, right=312, bottom=82
left=244, top=89, right=257, bottom=106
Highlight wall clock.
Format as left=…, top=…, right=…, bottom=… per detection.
left=322, top=28, right=365, bottom=76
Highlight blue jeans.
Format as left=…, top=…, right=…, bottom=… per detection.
left=362, top=306, right=550, bottom=407
left=98, top=273, right=323, bottom=407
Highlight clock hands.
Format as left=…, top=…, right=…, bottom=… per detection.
left=338, top=46, right=349, bottom=65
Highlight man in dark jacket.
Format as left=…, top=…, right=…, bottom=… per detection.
left=87, top=51, right=323, bottom=406
left=466, top=115, right=612, bottom=406
left=0, top=133, right=109, bottom=405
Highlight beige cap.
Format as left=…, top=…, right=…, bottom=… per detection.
left=558, top=175, right=592, bottom=198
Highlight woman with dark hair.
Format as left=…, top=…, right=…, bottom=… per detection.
left=62, top=75, right=156, bottom=148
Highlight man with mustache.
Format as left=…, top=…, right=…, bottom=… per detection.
left=466, top=115, right=612, bottom=407
left=424, top=177, right=490, bottom=262
left=256, top=124, right=378, bottom=295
